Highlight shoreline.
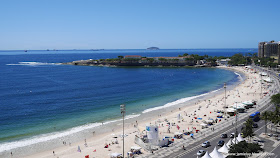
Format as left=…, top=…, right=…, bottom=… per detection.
left=0, top=66, right=247, bottom=158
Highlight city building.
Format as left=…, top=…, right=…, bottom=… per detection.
left=258, top=41, right=280, bottom=63
left=216, top=58, right=231, bottom=66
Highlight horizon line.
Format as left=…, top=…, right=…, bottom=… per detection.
left=0, top=48, right=258, bottom=51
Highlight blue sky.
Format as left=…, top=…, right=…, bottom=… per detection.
left=0, top=0, right=280, bottom=50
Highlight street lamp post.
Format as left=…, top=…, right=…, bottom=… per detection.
left=224, top=83, right=227, bottom=117
left=235, top=102, right=238, bottom=145
left=260, top=74, right=262, bottom=99
left=120, top=104, right=126, bottom=158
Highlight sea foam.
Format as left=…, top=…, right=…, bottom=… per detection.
left=6, top=62, right=60, bottom=66
left=142, top=88, right=222, bottom=114
left=0, top=114, right=141, bottom=152
left=234, top=71, right=243, bottom=80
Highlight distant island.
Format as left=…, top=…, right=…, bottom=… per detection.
left=61, top=53, right=268, bottom=68
left=147, top=47, right=159, bottom=50
left=62, top=54, right=221, bottom=67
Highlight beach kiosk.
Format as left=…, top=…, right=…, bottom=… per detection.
left=130, top=146, right=142, bottom=155
left=226, top=108, right=236, bottom=116
left=242, top=100, right=254, bottom=108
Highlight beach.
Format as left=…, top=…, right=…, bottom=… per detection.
left=0, top=66, right=266, bottom=158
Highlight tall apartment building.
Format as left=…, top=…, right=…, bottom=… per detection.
left=258, top=40, right=280, bottom=63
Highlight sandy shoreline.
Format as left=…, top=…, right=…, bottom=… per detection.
left=1, top=66, right=267, bottom=158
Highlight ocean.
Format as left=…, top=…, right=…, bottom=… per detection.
left=0, top=49, right=255, bottom=152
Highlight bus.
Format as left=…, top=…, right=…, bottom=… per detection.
left=249, top=112, right=260, bottom=122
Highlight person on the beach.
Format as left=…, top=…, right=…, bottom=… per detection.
left=53, top=151, right=55, bottom=156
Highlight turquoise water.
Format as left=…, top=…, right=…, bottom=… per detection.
left=0, top=50, right=246, bottom=147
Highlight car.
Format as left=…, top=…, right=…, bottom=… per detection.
left=221, top=134, right=227, bottom=138
left=197, top=150, right=206, bottom=157
left=230, top=133, right=235, bottom=138
left=218, top=140, right=225, bottom=146
left=202, top=141, right=210, bottom=148
left=252, top=123, right=258, bottom=128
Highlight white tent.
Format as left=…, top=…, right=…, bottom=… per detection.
left=110, top=153, right=122, bottom=158
left=263, top=77, right=272, bottom=83
left=200, top=123, right=208, bottom=127
left=202, top=151, right=212, bottom=158
left=231, top=103, right=245, bottom=109
left=218, top=144, right=229, bottom=154
left=232, top=137, right=239, bottom=144
left=227, top=108, right=236, bottom=113
left=259, top=72, right=267, bottom=76
left=242, top=100, right=254, bottom=106
left=131, top=146, right=141, bottom=150
left=205, top=119, right=214, bottom=123
left=226, top=139, right=233, bottom=148
left=237, top=133, right=245, bottom=142
left=210, top=147, right=225, bottom=158
left=174, top=132, right=183, bottom=135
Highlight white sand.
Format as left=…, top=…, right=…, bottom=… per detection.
left=8, top=66, right=272, bottom=158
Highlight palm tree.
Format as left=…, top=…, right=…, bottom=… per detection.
left=272, top=106, right=280, bottom=133
left=261, top=111, right=270, bottom=135
left=271, top=93, right=280, bottom=105
left=242, top=118, right=254, bottom=141
left=268, top=111, right=275, bottom=133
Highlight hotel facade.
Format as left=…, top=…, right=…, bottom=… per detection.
left=258, top=40, right=280, bottom=63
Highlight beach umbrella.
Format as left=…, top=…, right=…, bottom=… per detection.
left=210, top=147, right=224, bottom=158
left=202, top=151, right=212, bottom=158
left=226, top=139, right=233, bottom=148
left=190, top=133, right=194, bottom=136
left=218, top=144, right=229, bottom=154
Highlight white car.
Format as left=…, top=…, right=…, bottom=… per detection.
left=201, top=141, right=210, bottom=148
left=197, top=150, right=206, bottom=157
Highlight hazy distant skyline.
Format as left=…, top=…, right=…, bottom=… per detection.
left=1, top=0, right=280, bottom=50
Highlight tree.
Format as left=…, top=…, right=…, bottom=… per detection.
left=228, top=53, right=251, bottom=66
left=271, top=105, right=280, bottom=133
left=183, top=53, right=189, bottom=56
left=261, top=111, right=270, bottom=135
left=228, top=141, right=263, bottom=157
left=268, top=111, right=274, bottom=133
left=147, top=58, right=154, bottom=63
left=271, top=93, right=280, bottom=105
left=118, top=56, right=124, bottom=59
left=242, top=118, right=254, bottom=140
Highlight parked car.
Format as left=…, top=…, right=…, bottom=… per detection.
left=218, top=140, right=225, bottom=147
left=221, top=134, right=227, bottom=138
left=230, top=133, right=235, bottom=138
left=202, top=141, right=210, bottom=148
left=253, top=123, right=258, bottom=128
left=197, top=150, right=206, bottom=157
